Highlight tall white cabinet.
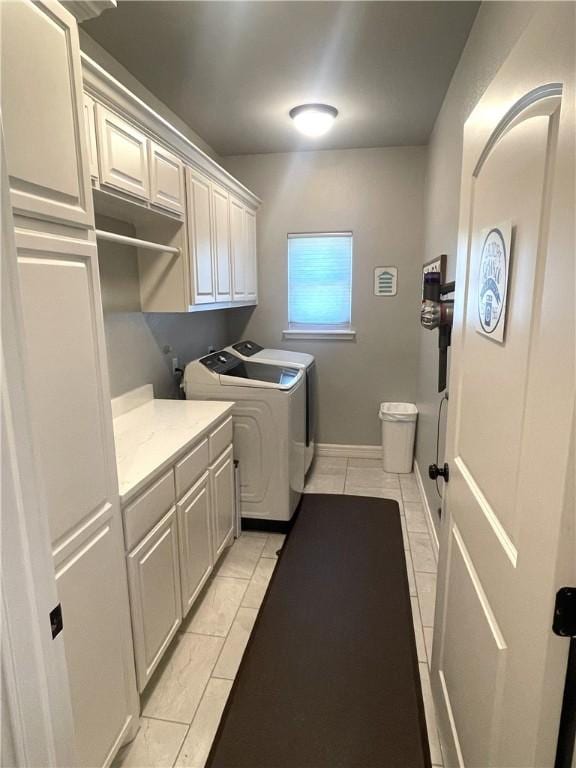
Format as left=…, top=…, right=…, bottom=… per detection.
left=1, top=1, right=139, bottom=766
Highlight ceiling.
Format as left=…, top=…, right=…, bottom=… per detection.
left=82, top=1, right=479, bottom=156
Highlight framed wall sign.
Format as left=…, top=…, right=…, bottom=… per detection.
left=374, top=266, right=397, bottom=296
left=422, top=254, right=446, bottom=298
left=476, top=222, right=512, bottom=343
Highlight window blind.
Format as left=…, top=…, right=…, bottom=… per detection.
left=288, top=233, right=353, bottom=328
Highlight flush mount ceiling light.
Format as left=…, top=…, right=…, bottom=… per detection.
left=289, top=103, right=338, bottom=137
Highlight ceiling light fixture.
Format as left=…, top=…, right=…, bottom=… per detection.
left=289, top=103, right=338, bottom=137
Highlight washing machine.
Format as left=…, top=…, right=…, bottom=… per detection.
left=183, top=350, right=306, bottom=524
left=227, top=340, right=316, bottom=474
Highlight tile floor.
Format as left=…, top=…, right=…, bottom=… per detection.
left=114, top=457, right=443, bottom=768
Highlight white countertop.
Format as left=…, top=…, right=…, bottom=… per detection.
left=112, top=386, right=234, bottom=505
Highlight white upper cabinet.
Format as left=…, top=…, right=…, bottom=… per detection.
left=83, top=94, right=99, bottom=180
left=0, top=0, right=92, bottom=227
left=230, top=196, right=246, bottom=301
left=96, top=104, right=151, bottom=200
left=149, top=141, right=184, bottom=215
left=211, top=183, right=232, bottom=302
left=187, top=166, right=216, bottom=304
left=244, top=207, right=258, bottom=300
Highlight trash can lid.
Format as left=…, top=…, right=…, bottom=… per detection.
left=379, top=402, right=418, bottom=421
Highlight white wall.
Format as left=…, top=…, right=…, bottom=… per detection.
left=224, top=147, right=426, bottom=446
left=415, top=1, right=544, bottom=526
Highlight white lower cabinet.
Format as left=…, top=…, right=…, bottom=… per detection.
left=128, top=507, right=182, bottom=693
left=122, top=419, right=234, bottom=692
left=211, top=445, right=235, bottom=561
left=178, top=471, right=213, bottom=616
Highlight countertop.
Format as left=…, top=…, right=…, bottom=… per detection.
left=112, top=386, right=234, bottom=505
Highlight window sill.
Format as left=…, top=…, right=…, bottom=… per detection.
left=282, top=329, right=356, bottom=341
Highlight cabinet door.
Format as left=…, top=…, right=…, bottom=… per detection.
left=96, top=104, right=151, bottom=200
left=186, top=167, right=216, bottom=304
left=230, top=196, right=246, bottom=301
left=0, top=0, right=92, bottom=227
left=178, top=471, right=213, bottom=617
left=149, top=141, right=184, bottom=215
left=16, top=230, right=138, bottom=767
left=244, top=207, right=258, bottom=301
left=83, top=93, right=99, bottom=180
left=211, top=183, right=232, bottom=301
left=128, top=508, right=182, bottom=692
left=211, top=446, right=235, bottom=561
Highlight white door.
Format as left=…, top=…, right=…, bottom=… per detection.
left=212, top=183, right=232, bottom=301
left=149, top=140, right=184, bottom=215
left=230, top=196, right=246, bottom=301
left=187, top=166, right=216, bottom=304
left=128, top=508, right=182, bottom=692
left=211, top=446, right=235, bottom=560
left=178, top=471, right=213, bottom=616
left=16, top=230, right=139, bottom=767
left=0, top=0, right=93, bottom=228
left=432, top=10, right=575, bottom=768
left=244, top=207, right=258, bottom=301
left=96, top=104, right=151, bottom=200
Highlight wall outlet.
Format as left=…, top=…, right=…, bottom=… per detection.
left=171, top=357, right=179, bottom=375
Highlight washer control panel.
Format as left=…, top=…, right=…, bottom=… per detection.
left=232, top=340, right=263, bottom=357
left=200, top=350, right=240, bottom=374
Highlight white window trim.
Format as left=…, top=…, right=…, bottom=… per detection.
left=283, top=328, right=356, bottom=341
left=287, top=231, right=354, bottom=339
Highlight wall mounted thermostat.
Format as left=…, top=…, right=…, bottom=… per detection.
left=374, top=266, right=397, bottom=296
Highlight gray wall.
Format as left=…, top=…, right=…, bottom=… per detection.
left=414, top=1, right=542, bottom=526
left=97, top=215, right=230, bottom=400
left=223, top=147, right=426, bottom=446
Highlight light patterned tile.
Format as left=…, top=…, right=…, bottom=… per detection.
left=312, top=457, right=348, bottom=474
left=344, top=484, right=403, bottom=507
left=215, top=535, right=265, bottom=580
left=401, top=515, right=409, bottom=548
left=347, top=458, right=387, bottom=469
left=261, top=533, right=286, bottom=558
left=405, top=502, right=428, bottom=533
left=174, top=678, right=232, bottom=768
left=404, top=548, right=417, bottom=597
left=113, top=718, right=187, bottom=768
left=304, top=474, right=345, bottom=494
left=409, top=531, right=436, bottom=572
left=183, top=577, right=248, bottom=637
left=238, top=530, right=268, bottom=539
left=242, top=557, right=277, bottom=609
left=346, top=467, right=400, bottom=490
left=424, top=626, right=434, bottom=666
left=419, top=662, right=443, bottom=765
left=142, top=634, right=223, bottom=724
left=400, top=474, right=421, bottom=502
left=410, top=597, right=427, bottom=663
left=212, top=607, right=258, bottom=680
left=416, top=571, right=437, bottom=628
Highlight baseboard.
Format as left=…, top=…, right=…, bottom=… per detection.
left=414, top=460, right=440, bottom=558
left=316, top=443, right=381, bottom=460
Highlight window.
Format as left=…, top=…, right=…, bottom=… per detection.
left=286, top=232, right=354, bottom=339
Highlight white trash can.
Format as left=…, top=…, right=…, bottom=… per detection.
left=379, top=402, right=418, bottom=474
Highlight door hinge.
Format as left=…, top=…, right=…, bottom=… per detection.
left=553, top=588, right=576, bottom=637
left=50, top=603, right=63, bottom=639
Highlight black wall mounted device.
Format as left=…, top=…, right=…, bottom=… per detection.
left=421, top=258, right=455, bottom=392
